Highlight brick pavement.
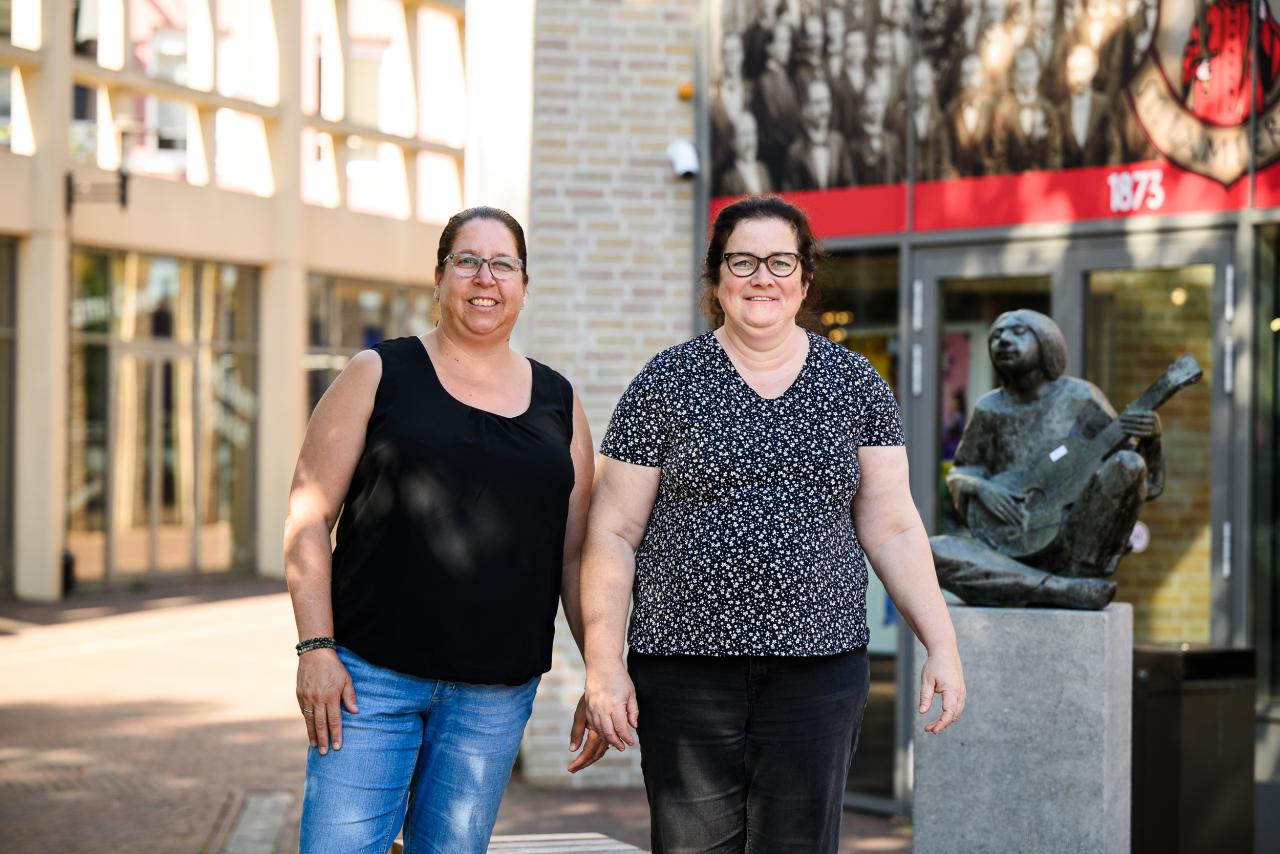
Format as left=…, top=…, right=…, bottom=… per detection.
left=0, top=580, right=911, bottom=852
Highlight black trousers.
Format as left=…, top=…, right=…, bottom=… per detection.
left=628, top=648, right=870, bottom=854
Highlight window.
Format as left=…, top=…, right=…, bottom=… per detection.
left=300, top=0, right=465, bottom=221
left=66, top=247, right=260, bottom=584
left=306, top=273, right=434, bottom=412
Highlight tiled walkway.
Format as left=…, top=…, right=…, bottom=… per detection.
left=0, top=579, right=911, bottom=853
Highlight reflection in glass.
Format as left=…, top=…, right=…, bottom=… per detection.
left=822, top=250, right=899, bottom=802
left=115, top=255, right=196, bottom=342
left=940, top=276, right=1052, bottom=533
left=112, top=354, right=152, bottom=575
left=401, top=289, right=434, bottom=337
left=0, top=237, right=12, bottom=327
left=200, top=352, right=257, bottom=571
left=306, top=364, right=340, bottom=415
left=1088, top=267, right=1214, bottom=644
left=156, top=357, right=196, bottom=572
left=1257, top=227, right=1280, bottom=702
left=202, top=264, right=259, bottom=343
left=72, top=0, right=100, bottom=59
left=70, top=84, right=99, bottom=164
left=72, top=250, right=114, bottom=333
left=122, top=92, right=189, bottom=180
left=67, top=346, right=110, bottom=583
left=70, top=247, right=260, bottom=582
left=307, top=274, right=329, bottom=347
left=129, top=1, right=191, bottom=81
left=334, top=282, right=390, bottom=350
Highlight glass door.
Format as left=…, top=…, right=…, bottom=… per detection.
left=905, top=231, right=1239, bottom=802
left=111, top=350, right=198, bottom=575
left=1063, top=237, right=1237, bottom=646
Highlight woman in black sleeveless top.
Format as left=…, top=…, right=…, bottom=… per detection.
left=283, top=207, right=605, bottom=854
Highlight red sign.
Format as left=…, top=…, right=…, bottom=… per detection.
left=710, top=184, right=907, bottom=239
left=912, top=160, right=1246, bottom=231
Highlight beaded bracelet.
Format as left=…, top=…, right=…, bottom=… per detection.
left=296, top=637, right=337, bottom=656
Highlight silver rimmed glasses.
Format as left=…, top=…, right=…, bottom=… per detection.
left=444, top=253, right=525, bottom=280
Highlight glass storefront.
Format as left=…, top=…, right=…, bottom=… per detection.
left=306, top=273, right=433, bottom=413
left=0, top=237, right=14, bottom=591
left=67, top=248, right=259, bottom=585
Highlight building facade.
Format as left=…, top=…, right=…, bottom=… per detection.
left=0, top=0, right=530, bottom=600
left=3, top=0, right=1279, bottom=830
left=702, top=0, right=1280, bottom=831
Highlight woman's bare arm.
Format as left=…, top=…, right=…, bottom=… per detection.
left=283, top=349, right=381, bottom=754
left=854, top=445, right=966, bottom=734
left=580, top=456, right=661, bottom=751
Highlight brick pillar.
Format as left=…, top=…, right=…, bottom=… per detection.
left=521, top=0, right=698, bottom=787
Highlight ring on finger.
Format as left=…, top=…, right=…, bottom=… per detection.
left=302, top=707, right=315, bottom=716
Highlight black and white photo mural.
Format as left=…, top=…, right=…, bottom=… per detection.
left=709, top=1, right=1280, bottom=235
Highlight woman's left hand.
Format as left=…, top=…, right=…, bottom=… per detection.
left=919, top=646, right=966, bottom=734
left=567, top=693, right=609, bottom=773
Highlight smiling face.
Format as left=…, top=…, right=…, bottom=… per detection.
left=717, top=218, right=809, bottom=335
left=434, top=217, right=526, bottom=339
left=988, top=317, right=1042, bottom=379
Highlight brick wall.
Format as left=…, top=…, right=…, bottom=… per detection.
left=1088, top=267, right=1215, bottom=643
left=520, top=0, right=698, bottom=787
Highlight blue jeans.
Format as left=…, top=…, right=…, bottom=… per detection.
left=299, top=646, right=539, bottom=854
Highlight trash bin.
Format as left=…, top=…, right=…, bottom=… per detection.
left=1132, top=645, right=1255, bottom=854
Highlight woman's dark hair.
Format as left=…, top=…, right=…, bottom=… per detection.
left=435, top=206, right=530, bottom=284
left=700, top=195, right=825, bottom=328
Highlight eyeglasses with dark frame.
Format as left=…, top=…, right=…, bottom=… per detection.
left=722, top=252, right=802, bottom=278
left=444, top=253, right=525, bottom=280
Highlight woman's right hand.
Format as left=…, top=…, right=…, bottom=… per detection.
left=296, top=649, right=359, bottom=755
left=584, top=662, right=639, bottom=751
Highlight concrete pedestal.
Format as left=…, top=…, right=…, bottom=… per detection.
left=913, top=603, right=1132, bottom=854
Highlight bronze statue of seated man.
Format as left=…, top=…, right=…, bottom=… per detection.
left=930, top=309, right=1199, bottom=611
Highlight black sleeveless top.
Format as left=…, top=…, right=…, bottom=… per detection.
left=330, top=336, right=576, bottom=685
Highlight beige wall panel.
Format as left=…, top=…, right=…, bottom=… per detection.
left=68, top=172, right=275, bottom=264
left=302, top=206, right=440, bottom=283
